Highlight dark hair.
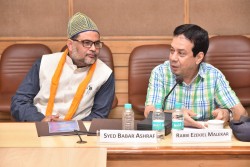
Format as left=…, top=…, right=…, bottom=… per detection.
left=71, top=33, right=79, bottom=40
left=173, top=24, right=209, bottom=57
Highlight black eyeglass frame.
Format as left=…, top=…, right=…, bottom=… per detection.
left=71, top=39, right=103, bottom=49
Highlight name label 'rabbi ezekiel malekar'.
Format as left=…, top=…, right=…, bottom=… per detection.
left=176, top=131, right=230, bottom=138
left=104, top=133, right=156, bottom=139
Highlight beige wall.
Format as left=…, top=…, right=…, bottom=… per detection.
left=189, top=0, right=250, bottom=35
left=0, top=0, right=249, bottom=37
left=0, top=0, right=250, bottom=121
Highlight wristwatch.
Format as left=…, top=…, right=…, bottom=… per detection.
left=223, top=108, right=233, bottom=121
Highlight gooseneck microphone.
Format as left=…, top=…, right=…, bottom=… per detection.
left=74, top=130, right=87, bottom=144
left=162, top=76, right=183, bottom=111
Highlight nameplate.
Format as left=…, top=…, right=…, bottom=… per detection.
left=48, top=120, right=79, bottom=133
left=172, top=128, right=232, bottom=143
left=99, top=130, right=157, bottom=143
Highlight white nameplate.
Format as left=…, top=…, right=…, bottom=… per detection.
left=99, top=130, right=157, bottom=143
left=172, top=128, right=232, bottom=143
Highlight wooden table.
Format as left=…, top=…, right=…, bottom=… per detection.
left=0, top=122, right=250, bottom=167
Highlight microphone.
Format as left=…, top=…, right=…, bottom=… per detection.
left=74, top=130, right=87, bottom=144
left=137, top=76, right=183, bottom=136
left=162, top=76, right=183, bottom=111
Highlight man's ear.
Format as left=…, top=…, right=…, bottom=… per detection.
left=66, top=39, right=73, bottom=51
left=195, top=52, right=205, bottom=65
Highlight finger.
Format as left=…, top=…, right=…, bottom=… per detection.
left=214, top=110, right=224, bottom=120
left=212, top=110, right=218, bottom=117
left=41, top=116, right=52, bottom=122
left=188, top=112, right=197, bottom=117
left=54, top=113, right=60, bottom=118
left=51, top=116, right=62, bottom=122
left=185, top=120, right=205, bottom=129
left=204, top=122, right=208, bottom=128
left=220, top=110, right=229, bottom=123
left=184, top=116, right=205, bottom=129
left=144, top=105, right=154, bottom=118
left=185, top=109, right=197, bottom=117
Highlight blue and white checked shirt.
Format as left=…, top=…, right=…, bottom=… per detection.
left=145, top=61, right=240, bottom=120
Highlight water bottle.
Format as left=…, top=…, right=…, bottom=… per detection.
left=122, top=103, right=134, bottom=130
left=152, top=103, right=165, bottom=140
left=172, top=102, right=184, bottom=130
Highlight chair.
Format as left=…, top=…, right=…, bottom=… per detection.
left=128, top=44, right=171, bottom=114
left=205, top=35, right=250, bottom=107
left=61, top=43, right=118, bottom=109
left=0, top=44, right=52, bottom=113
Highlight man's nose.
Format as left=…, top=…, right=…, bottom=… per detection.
left=89, top=43, right=96, bottom=51
left=170, top=52, right=178, bottom=61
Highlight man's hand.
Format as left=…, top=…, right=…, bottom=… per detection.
left=145, top=106, right=205, bottom=128
left=183, top=109, right=205, bottom=129
left=212, top=108, right=230, bottom=122
left=144, top=105, right=155, bottom=118
left=212, top=108, right=230, bottom=126
left=41, top=113, right=62, bottom=122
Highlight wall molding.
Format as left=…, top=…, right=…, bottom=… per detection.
left=0, top=35, right=249, bottom=42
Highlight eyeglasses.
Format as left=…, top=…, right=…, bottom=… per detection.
left=71, top=39, right=103, bottom=49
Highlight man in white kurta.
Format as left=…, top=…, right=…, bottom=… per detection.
left=11, top=12, right=115, bottom=122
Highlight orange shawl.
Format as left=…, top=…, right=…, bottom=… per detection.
left=45, top=49, right=96, bottom=120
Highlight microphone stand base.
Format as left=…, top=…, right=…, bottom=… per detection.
left=77, top=141, right=87, bottom=144
left=137, top=112, right=172, bottom=136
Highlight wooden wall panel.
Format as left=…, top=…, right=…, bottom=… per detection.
left=113, top=54, right=129, bottom=67
left=0, top=0, right=69, bottom=37
left=0, top=0, right=249, bottom=37
left=0, top=112, right=12, bottom=122
left=104, top=39, right=171, bottom=53
left=115, top=67, right=128, bottom=80
left=190, top=0, right=250, bottom=35
left=116, top=80, right=128, bottom=93
left=73, top=0, right=184, bottom=36
left=116, top=94, right=129, bottom=106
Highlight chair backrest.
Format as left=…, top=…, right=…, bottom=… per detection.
left=0, top=44, right=52, bottom=93
left=205, top=35, right=250, bottom=106
left=0, top=43, right=52, bottom=112
left=128, top=44, right=171, bottom=114
left=96, top=44, right=118, bottom=109
left=61, top=43, right=118, bottom=109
